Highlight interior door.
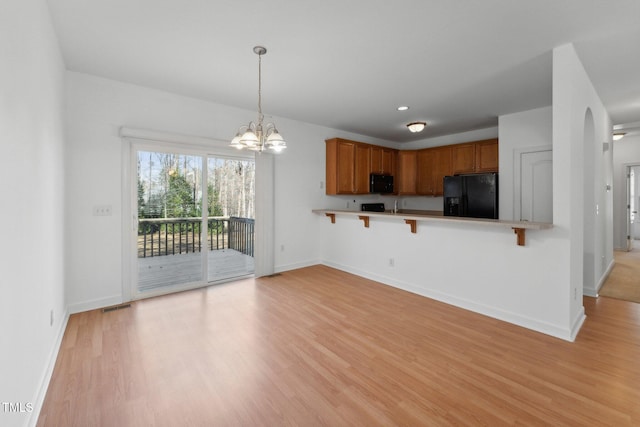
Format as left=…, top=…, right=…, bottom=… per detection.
left=519, top=149, right=553, bottom=222
left=627, top=166, right=636, bottom=250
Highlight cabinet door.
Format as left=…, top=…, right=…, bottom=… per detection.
left=334, top=141, right=356, bottom=193
left=354, top=144, right=371, bottom=194
left=371, top=146, right=395, bottom=175
left=452, top=143, right=475, bottom=174
left=370, top=146, right=383, bottom=174
left=433, top=146, right=452, bottom=196
left=475, top=139, right=499, bottom=172
left=381, top=148, right=395, bottom=175
left=397, top=151, right=417, bottom=195
left=416, top=149, right=435, bottom=195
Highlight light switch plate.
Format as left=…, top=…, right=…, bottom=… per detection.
left=93, top=205, right=112, bottom=216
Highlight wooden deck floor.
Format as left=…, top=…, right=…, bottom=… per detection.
left=137, top=249, right=254, bottom=292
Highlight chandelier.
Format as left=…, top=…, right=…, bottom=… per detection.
left=230, top=46, right=286, bottom=153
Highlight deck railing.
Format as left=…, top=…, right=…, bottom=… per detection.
left=138, top=216, right=254, bottom=258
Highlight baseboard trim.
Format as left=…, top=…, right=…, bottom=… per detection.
left=585, top=258, right=615, bottom=297
left=67, top=295, right=123, bottom=314
left=275, top=259, right=321, bottom=274
left=28, top=308, right=70, bottom=427
left=322, top=260, right=576, bottom=342
left=570, top=306, right=587, bottom=342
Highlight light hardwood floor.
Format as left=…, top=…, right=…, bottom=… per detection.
left=38, top=265, right=640, bottom=426
left=599, top=249, right=640, bottom=303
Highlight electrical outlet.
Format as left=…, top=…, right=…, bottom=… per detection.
left=93, top=205, right=112, bottom=216
left=320, top=181, right=324, bottom=189
left=50, top=309, right=54, bottom=326
left=280, top=245, right=285, bottom=252
left=389, top=258, right=395, bottom=267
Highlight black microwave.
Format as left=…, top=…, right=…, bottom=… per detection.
left=370, top=174, right=394, bottom=194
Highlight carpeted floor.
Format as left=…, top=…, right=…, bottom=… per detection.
left=599, top=249, right=640, bottom=303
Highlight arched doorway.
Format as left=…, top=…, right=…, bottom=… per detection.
left=583, top=108, right=596, bottom=295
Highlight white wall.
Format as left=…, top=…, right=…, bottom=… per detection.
left=612, top=134, right=640, bottom=249
left=498, top=106, right=553, bottom=221
left=0, top=1, right=67, bottom=426
left=552, top=44, right=613, bottom=315
left=64, top=72, right=396, bottom=311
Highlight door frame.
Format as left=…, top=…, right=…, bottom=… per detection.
left=513, top=144, right=553, bottom=222
left=120, top=128, right=255, bottom=302
left=625, top=164, right=640, bottom=251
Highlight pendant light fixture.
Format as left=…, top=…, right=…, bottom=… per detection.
left=230, top=46, right=286, bottom=152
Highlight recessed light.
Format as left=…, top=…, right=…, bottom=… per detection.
left=397, top=106, right=409, bottom=111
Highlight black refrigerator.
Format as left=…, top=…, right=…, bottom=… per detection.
left=443, top=173, right=498, bottom=219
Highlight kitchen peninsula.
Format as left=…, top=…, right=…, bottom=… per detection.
left=312, top=209, right=552, bottom=246
left=312, top=205, right=569, bottom=341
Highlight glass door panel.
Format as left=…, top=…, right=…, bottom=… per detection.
left=206, top=156, right=255, bottom=281
left=136, top=150, right=205, bottom=294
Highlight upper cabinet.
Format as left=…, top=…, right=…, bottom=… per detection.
left=452, top=138, right=498, bottom=174
left=325, top=137, right=497, bottom=197
left=474, top=139, right=499, bottom=172
left=429, top=146, right=453, bottom=196
left=451, top=143, right=476, bottom=174
left=397, top=150, right=418, bottom=195
left=325, top=138, right=397, bottom=195
left=370, top=146, right=396, bottom=175
left=416, top=146, right=452, bottom=196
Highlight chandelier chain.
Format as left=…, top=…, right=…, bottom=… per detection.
left=257, top=52, right=263, bottom=124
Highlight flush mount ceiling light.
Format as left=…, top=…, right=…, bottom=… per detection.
left=230, top=46, right=286, bottom=153
left=407, top=122, right=427, bottom=133
left=613, top=132, right=626, bottom=141
left=397, top=106, right=409, bottom=111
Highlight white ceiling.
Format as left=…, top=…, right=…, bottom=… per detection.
left=46, top=0, right=640, bottom=142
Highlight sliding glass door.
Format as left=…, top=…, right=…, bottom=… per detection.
left=133, top=143, right=255, bottom=298
left=206, top=156, right=255, bottom=281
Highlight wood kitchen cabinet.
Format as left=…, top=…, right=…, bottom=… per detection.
left=474, top=139, right=499, bottom=172
left=451, top=143, right=476, bottom=174
left=370, top=146, right=396, bottom=175
left=326, top=137, right=496, bottom=197
left=416, top=146, right=452, bottom=196
left=416, top=149, right=434, bottom=195
left=430, top=146, right=453, bottom=196
left=353, top=144, right=370, bottom=193
left=451, top=139, right=498, bottom=174
left=397, top=150, right=417, bottom=195
left=325, top=138, right=376, bottom=195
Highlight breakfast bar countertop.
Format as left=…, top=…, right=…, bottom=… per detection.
left=312, top=209, right=553, bottom=246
